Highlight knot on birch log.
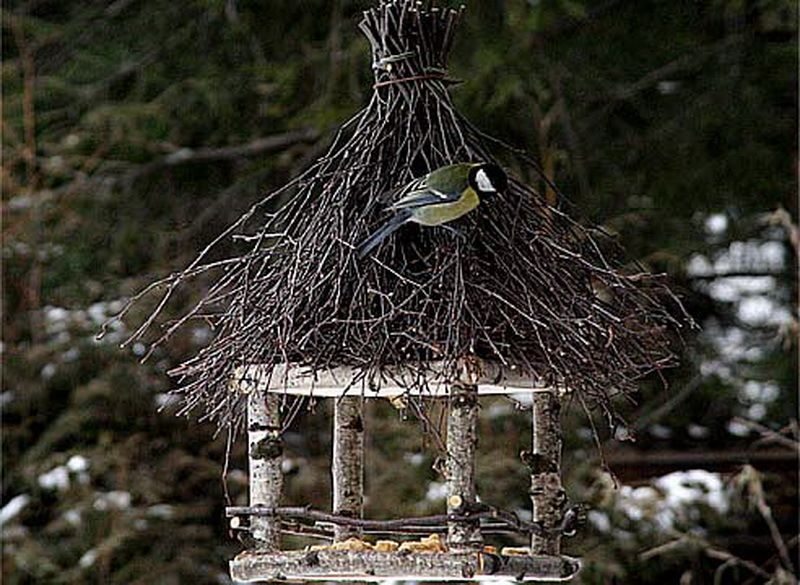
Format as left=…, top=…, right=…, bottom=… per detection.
left=248, top=422, right=280, bottom=433
left=252, top=436, right=283, bottom=460
left=478, top=551, right=502, bottom=575
left=460, top=562, right=476, bottom=579
left=303, top=551, right=320, bottom=567
left=447, top=494, right=465, bottom=512
left=561, top=504, right=588, bottom=536
left=450, top=387, right=479, bottom=409
left=340, top=413, right=364, bottom=433
left=520, top=451, right=559, bottom=474
left=528, top=479, right=566, bottom=502
left=333, top=508, right=357, bottom=519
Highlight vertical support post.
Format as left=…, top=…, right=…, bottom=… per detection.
left=446, top=384, right=482, bottom=552
left=248, top=391, right=283, bottom=551
left=528, top=390, right=565, bottom=556
left=332, top=396, right=364, bottom=541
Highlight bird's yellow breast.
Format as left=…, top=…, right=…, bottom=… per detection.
left=410, top=188, right=480, bottom=226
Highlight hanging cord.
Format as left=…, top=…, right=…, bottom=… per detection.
left=373, top=72, right=447, bottom=88
left=372, top=50, right=458, bottom=89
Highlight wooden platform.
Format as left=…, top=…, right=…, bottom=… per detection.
left=233, top=360, right=562, bottom=398
left=229, top=550, right=580, bottom=582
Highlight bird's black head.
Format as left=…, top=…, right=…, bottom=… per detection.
left=468, top=163, right=508, bottom=197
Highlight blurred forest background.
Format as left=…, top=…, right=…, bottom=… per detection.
left=2, top=0, right=798, bottom=583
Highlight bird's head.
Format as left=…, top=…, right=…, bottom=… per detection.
left=469, top=163, right=508, bottom=198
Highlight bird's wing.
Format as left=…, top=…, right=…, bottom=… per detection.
left=388, top=187, right=460, bottom=210
left=386, top=163, right=474, bottom=210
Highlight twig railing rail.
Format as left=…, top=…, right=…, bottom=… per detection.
left=226, top=502, right=586, bottom=540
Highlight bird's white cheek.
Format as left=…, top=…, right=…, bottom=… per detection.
left=475, top=169, right=494, bottom=193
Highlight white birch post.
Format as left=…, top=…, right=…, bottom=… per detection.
left=528, top=390, right=565, bottom=555
left=248, top=391, right=283, bottom=551
left=332, top=396, right=364, bottom=541
left=446, top=384, right=482, bottom=552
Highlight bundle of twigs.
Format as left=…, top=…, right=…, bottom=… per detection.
left=107, top=0, right=687, bottom=431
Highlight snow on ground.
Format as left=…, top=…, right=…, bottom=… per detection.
left=93, top=491, right=132, bottom=511
left=403, top=452, right=426, bottom=466
left=38, top=455, right=92, bottom=492
left=41, top=299, right=127, bottom=346
left=0, top=391, right=14, bottom=407
left=79, top=548, right=98, bottom=568
left=605, top=469, right=729, bottom=532
left=0, top=495, right=31, bottom=527
left=424, top=481, right=448, bottom=502
left=654, top=470, right=728, bottom=514
left=147, top=504, right=174, bottom=519
left=38, top=466, right=70, bottom=491
left=63, top=509, right=82, bottom=527
left=704, top=213, right=728, bottom=235
left=66, top=455, right=90, bottom=473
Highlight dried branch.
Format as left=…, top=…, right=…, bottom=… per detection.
left=632, top=373, right=703, bottom=431
left=10, top=15, right=44, bottom=342
left=732, top=417, right=800, bottom=452
left=583, top=35, right=744, bottom=129
left=121, top=128, right=319, bottom=187
left=737, top=465, right=796, bottom=575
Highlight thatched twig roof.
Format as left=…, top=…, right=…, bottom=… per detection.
left=107, top=0, right=688, bottom=431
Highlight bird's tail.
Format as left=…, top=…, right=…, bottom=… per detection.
left=357, top=211, right=412, bottom=258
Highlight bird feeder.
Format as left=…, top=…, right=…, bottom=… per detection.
left=112, top=0, right=684, bottom=582
left=226, top=363, right=581, bottom=581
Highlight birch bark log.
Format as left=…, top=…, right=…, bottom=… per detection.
left=446, top=384, right=482, bottom=552
left=248, top=392, right=283, bottom=551
left=529, top=390, right=565, bottom=555
left=332, top=396, right=365, bottom=541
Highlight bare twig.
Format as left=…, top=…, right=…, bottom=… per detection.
left=737, top=465, right=796, bottom=575
left=121, top=128, right=319, bottom=188
left=732, top=417, right=800, bottom=452
left=10, top=15, right=43, bottom=341
left=706, top=547, right=773, bottom=581
left=633, top=373, right=703, bottom=431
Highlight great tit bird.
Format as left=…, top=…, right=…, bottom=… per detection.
left=357, top=162, right=507, bottom=258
